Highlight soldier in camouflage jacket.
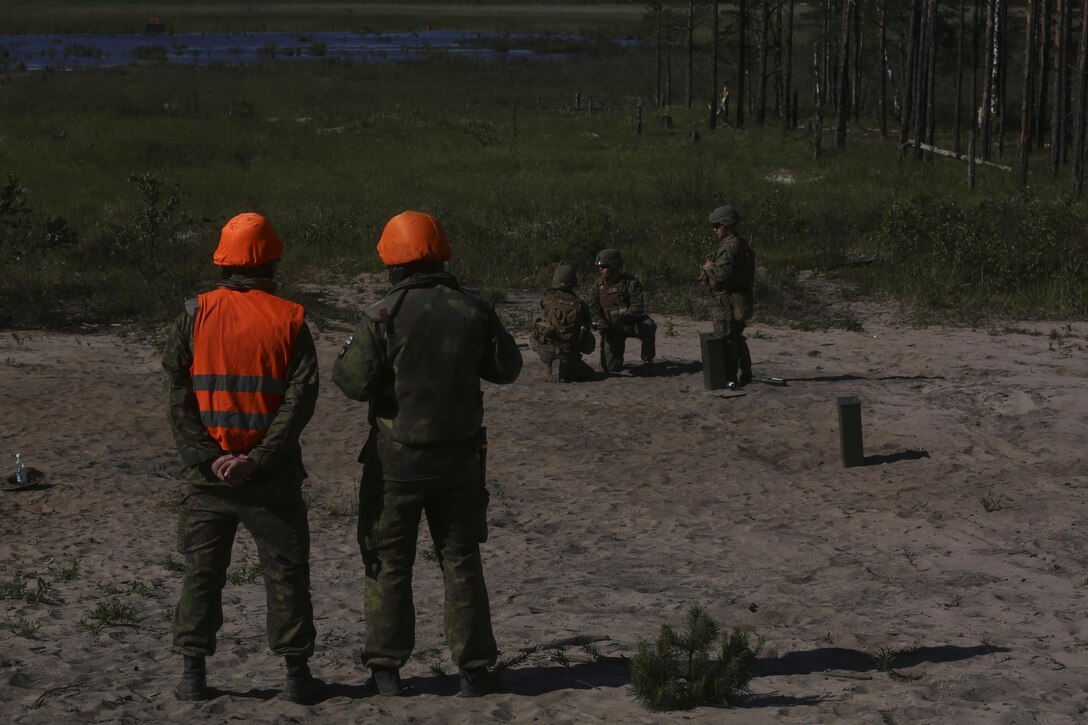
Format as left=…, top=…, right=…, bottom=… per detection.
left=332, top=211, right=522, bottom=698
left=588, top=248, right=657, bottom=372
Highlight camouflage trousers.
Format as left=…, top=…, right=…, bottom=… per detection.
left=173, top=487, right=316, bottom=658
left=599, top=315, right=657, bottom=372
left=358, top=458, right=496, bottom=671
left=712, top=313, right=753, bottom=383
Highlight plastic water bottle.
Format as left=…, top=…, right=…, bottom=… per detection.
left=15, top=453, right=27, bottom=486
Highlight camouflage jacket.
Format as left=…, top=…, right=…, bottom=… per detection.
left=589, top=272, right=647, bottom=326
left=162, top=291, right=319, bottom=489
left=532, top=289, right=592, bottom=353
left=332, top=271, right=522, bottom=480
left=702, top=233, right=755, bottom=295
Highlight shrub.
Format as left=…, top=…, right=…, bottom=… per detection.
left=630, top=605, right=763, bottom=711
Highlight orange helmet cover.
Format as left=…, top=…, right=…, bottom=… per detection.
left=376, top=211, right=451, bottom=266
left=214, top=212, right=284, bottom=267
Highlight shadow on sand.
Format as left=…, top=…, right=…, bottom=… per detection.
left=864, top=449, right=931, bottom=466
left=758, top=644, right=1008, bottom=677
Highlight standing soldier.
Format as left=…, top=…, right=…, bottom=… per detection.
left=332, top=210, right=522, bottom=698
left=701, top=205, right=755, bottom=385
left=588, top=248, right=657, bottom=372
left=163, top=213, right=318, bottom=704
left=529, top=264, right=596, bottom=382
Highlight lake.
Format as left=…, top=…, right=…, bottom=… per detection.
left=0, top=30, right=625, bottom=70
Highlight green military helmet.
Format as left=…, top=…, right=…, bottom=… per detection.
left=709, top=205, right=740, bottom=227
left=551, top=264, right=578, bottom=289
left=596, top=248, right=623, bottom=270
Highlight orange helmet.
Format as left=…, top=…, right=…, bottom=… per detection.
left=376, top=211, right=451, bottom=266
left=213, top=213, right=284, bottom=267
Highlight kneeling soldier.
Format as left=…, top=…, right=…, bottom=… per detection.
left=529, top=264, right=596, bottom=382
left=589, top=248, right=657, bottom=372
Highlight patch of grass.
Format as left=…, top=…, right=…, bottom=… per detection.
left=129, top=581, right=155, bottom=598
left=493, top=650, right=531, bottom=672
left=47, top=558, right=81, bottom=582
left=428, top=661, right=451, bottom=678
left=226, top=561, right=263, bottom=586
left=13, top=617, right=42, bottom=640
left=873, top=646, right=896, bottom=672
left=979, top=488, right=1005, bottom=513
left=25, top=578, right=58, bottom=605
left=161, top=556, right=186, bottom=574
left=630, top=605, right=763, bottom=712
left=0, top=579, right=28, bottom=600
left=83, top=599, right=138, bottom=633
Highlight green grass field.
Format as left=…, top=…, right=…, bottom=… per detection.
left=1, top=2, right=1085, bottom=327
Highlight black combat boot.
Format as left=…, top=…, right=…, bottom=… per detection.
left=458, top=667, right=503, bottom=698
left=174, top=656, right=209, bottom=702
left=738, top=337, right=753, bottom=386
left=283, top=655, right=315, bottom=705
left=369, top=666, right=405, bottom=696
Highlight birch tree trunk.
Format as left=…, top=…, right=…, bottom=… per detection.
left=980, top=0, right=996, bottom=160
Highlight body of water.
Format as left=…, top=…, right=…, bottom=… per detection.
left=0, top=30, right=618, bottom=70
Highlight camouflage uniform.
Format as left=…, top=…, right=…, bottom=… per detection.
left=530, top=286, right=595, bottom=383
left=162, top=287, right=318, bottom=659
left=589, top=272, right=657, bottom=372
left=702, top=232, right=755, bottom=383
left=332, top=271, right=522, bottom=671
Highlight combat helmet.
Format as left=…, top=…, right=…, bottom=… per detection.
left=214, top=213, right=283, bottom=267
left=376, top=210, right=452, bottom=266
left=551, top=264, right=577, bottom=289
left=595, top=248, right=623, bottom=270
left=708, top=205, right=740, bottom=227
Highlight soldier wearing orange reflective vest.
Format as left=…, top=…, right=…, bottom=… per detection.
left=162, top=213, right=319, bottom=704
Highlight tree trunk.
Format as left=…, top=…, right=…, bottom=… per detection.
left=911, top=0, right=930, bottom=159
left=1036, top=0, right=1052, bottom=147
left=835, top=0, right=854, bottom=149
left=899, top=0, right=923, bottom=156
left=1019, top=0, right=1040, bottom=187
left=710, top=0, right=720, bottom=130
left=924, top=0, right=938, bottom=148
left=687, top=0, right=695, bottom=108
left=757, top=0, right=770, bottom=124
left=955, top=0, right=967, bottom=154
left=738, top=0, right=748, bottom=127
left=980, top=0, right=996, bottom=160
left=852, top=0, right=866, bottom=120
left=784, top=0, right=795, bottom=130
left=1071, top=0, right=1088, bottom=196
left=1049, top=0, right=1069, bottom=176
left=879, top=1, right=888, bottom=137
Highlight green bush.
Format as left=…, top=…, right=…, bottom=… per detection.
left=630, top=605, right=763, bottom=712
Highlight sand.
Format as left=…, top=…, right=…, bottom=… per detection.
left=1, top=279, right=1086, bottom=724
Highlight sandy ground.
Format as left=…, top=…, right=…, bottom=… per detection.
left=1, top=278, right=1087, bottom=724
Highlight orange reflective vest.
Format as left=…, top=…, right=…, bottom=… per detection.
left=191, top=287, right=304, bottom=453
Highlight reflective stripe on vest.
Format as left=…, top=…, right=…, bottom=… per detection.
left=191, top=287, right=304, bottom=453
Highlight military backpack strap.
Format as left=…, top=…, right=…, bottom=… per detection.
left=373, top=288, right=410, bottom=338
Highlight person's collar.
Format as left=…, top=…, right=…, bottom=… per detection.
left=218, top=275, right=278, bottom=292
